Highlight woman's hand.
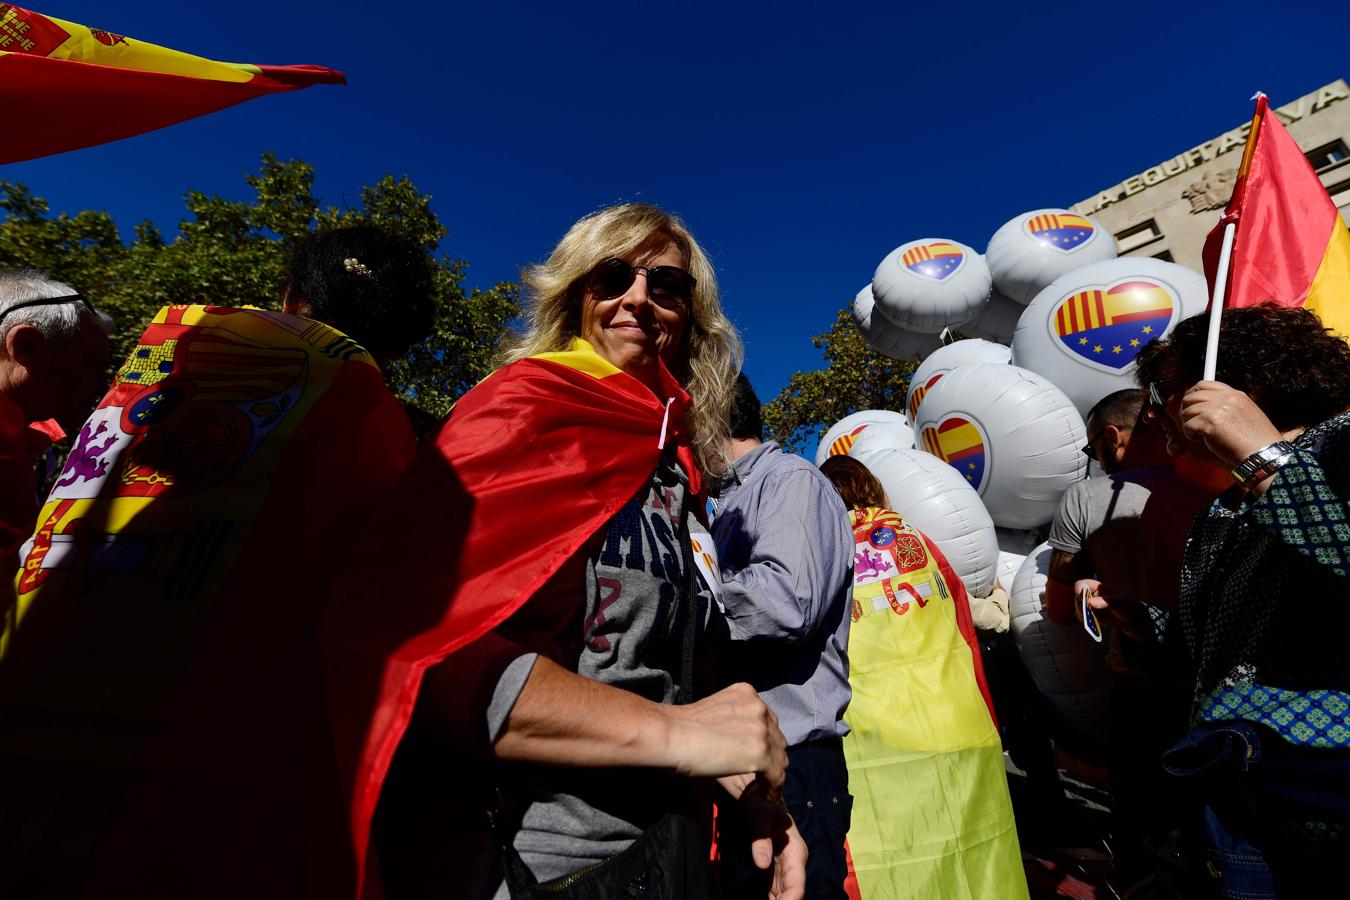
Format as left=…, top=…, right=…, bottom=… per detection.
left=1178, top=381, right=1283, bottom=469
left=665, top=682, right=788, bottom=793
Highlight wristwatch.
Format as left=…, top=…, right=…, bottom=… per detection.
left=1229, top=440, right=1298, bottom=488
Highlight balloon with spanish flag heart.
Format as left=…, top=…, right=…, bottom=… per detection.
left=1010, top=257, right=1209, bottom=418
left=987, top=208, right=1118, bottom=306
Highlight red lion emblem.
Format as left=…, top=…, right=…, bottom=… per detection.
left=90, top=28, right=126, bottom=46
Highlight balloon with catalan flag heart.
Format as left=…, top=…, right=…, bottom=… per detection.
left=986, top=209, right=1118, bottom=306
left=0, top=4, right=344, bottom=164
left=871, top=241, right=991, bottom=334
left=850, top=284, right=944, bottom=360
left=814, top=409, right=911, bottom=467
left=1010, top=257, right=1210, bottom=418
left=903, top=339, right=1010, bottom=427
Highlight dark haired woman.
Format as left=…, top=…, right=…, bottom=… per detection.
left=1134, top=305, right=1350, bottom=898
left=817, top=454, right=1026, bottom=899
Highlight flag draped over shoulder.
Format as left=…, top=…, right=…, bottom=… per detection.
left=1202, top=93, right=1350, bottom=335
left=841, top=507, right=1027, bottom=900
left=0, top=305, right=415, bottom=898
left=323, top=338, right=698, bottom=896
left=0, top=4, right=344, bottom=164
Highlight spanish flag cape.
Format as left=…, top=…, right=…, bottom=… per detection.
left=842, top=507, right=1027, bottom=900
left=0, top=305, right=415, bottom=898
left=323, top=338, right=700, bottom=897
left=0, top=4, right=344, bottom=164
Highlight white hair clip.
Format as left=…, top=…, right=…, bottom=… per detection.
left=343, top=257, right=372, bottom=278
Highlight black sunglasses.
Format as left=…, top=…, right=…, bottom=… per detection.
left=586, top=258, right=696, bottom=310
left=1146, top=376, right=1192, bottom=410
left=0, top=292, right=99, bottom=324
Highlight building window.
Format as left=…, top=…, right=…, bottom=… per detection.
left=1152, top=250, right=1175, bottom=262
left=1115, top=219, right=1163, bottom=254
left=1305, top=140, right=1350, bottom=173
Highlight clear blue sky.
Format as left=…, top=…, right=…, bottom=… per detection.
left=6, top=0, right=1346, bottom=405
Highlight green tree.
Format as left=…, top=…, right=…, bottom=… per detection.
left=0, top=154, right=518, bottom=430
left=763, top=309, right=918, bottom=454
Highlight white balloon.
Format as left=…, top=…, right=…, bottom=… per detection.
left=996, top=526, right=1042, bottom=556
left=903, top=339, right=1011, bottom=425
left=996, top=551, right=1025, bottom=592
left=814, top=409, right=910, bottom=467
left=849, top=446, right=998, bottom=598
left=959, top=289, right=1024, bottom=345
left=987, top=209, right=1117, bottom=305
left=913, top=363, right=1087, bottom=529
left=871, top=240, right=991, bottom=334
left=1010, top=258, right=1210, bottom=418
left=851, top=284, right=944, bottom=360
left=1009, top=543, right=1112, bottom=744
left=847, top=421, right=915, bottom=459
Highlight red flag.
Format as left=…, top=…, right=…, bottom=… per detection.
left=1202, top=93, right=1350, bottom=335
left=322, top=339, right=701, bottom=896
left=0, top=5, right=343, bottom=163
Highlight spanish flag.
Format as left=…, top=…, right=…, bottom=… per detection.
left=1202, top=92, right=1350, bottom=335
left=322, top=338, right=701, bottom=896
left=0, top=306, right=415, bottom=898
left=0, top=4, right=344, bottom=164
left=842, top=508, right=1027, bottom=900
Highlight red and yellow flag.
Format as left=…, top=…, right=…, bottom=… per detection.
left=322, top=338, right=700, bottom=896
left=1202, top=92, right=1350, bottom=335
left=0, top=4, right=344, bottom=163
left=842, top=507, right=1026, bottom=900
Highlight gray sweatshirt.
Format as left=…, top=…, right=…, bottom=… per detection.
left=710, top=441, right=854, bottom=745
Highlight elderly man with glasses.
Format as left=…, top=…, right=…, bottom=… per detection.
left=0, top=269, right=113, bottom=577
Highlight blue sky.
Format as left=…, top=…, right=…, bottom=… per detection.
left=6, top=0, right=1346, bottom=409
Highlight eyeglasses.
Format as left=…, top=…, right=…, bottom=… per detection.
left=586, top=258, right=696, bottom=310
left=0, top=292, right=99, bottom=324
left=1081, top=429, right=1106, bottom=461
left=1146, top=376, right=1192, bottom=410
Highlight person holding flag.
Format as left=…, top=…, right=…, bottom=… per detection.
left=324, top=203, right=805, bottom=899
left=1134, top=306, right=1350, bottom=898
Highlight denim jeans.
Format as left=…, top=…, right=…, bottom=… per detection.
left=1162, top=720, right=1350, bottom=899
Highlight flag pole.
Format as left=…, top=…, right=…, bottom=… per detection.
left=1201, top=92, right=1266, bottom=381
left=1203, top=221, right=1236, bottom=380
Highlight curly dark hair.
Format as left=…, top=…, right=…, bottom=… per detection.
left=1134, top=305, right=1350, bottom=431
left=819, top=454, right=888, bottom=510
left=283, top=225, right=435, bottom=364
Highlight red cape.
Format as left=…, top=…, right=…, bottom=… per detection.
left=324, top=341, right=700, bottom=896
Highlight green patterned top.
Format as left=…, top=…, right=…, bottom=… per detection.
left=1181, top=411, right=1350, bottom=748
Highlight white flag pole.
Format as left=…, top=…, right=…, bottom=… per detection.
left=1202, top=219, right=1237, bottom=380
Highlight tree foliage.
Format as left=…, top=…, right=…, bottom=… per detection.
left=0, top=154, right=518, bottom=431
left=762, top=310, right=918, bottom=454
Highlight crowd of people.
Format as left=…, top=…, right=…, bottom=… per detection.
left=0, top=202, right=1345, bottom=900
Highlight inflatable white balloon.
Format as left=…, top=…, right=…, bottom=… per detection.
left=903, top=339, right=1011, bottom=425
left=814, top=409, right=910, bottom=466
left=849, top=446, right=999, bottom=598
left=851, top=284, right=944, bottom=360
left=847, top=421, right=914, bottom=459
left=1010, top=543, right=1112, bottom=744
left=958, top=289, right=1024, bottom=345
left=871, top=240, right=990, bottom=334
left=996, top=551, right=1025, bottom=592
left=987, top=209, right=1117, bottom=306
left=913, top=363, right=1087, bottom=529
left=1010, top=257, right=1210, bottom=418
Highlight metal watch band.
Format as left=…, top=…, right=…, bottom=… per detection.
left=1229, top=440, right=1298, bottom=486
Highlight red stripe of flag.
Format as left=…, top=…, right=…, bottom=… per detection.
left=1094, top=290, right=1106, bottom=326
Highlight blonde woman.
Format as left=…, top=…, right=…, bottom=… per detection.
left=327, top=204, right=805, bottom=900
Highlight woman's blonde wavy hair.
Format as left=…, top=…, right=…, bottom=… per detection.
left=503, top=203, right=743, bottom=476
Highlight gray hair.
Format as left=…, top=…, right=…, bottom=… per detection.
left=0, top=269, right=114, bottom=342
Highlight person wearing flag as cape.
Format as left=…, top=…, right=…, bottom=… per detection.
left=325, top=203, right=806, bottom=899
left=1135, top=307, right=1350, bottom=898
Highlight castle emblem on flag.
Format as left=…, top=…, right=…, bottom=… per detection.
left=901, top=242, right=965, bottom=281
left=920, top=415, right=988, bottom=490
left=1050, top=279, right=1176, bottom=371
left=1025, top=213, right=1096, bottom=253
